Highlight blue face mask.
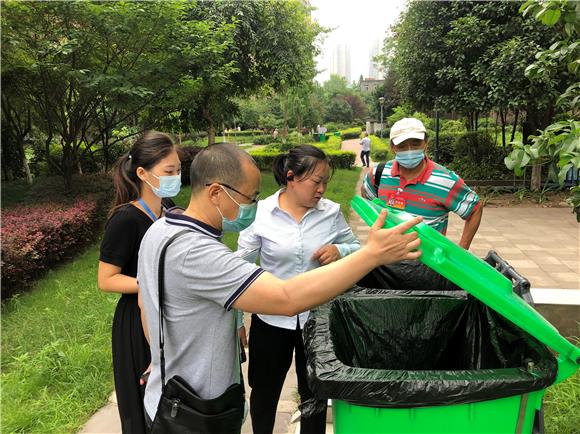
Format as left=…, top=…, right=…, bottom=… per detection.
left=395, top=150, right=425, bottom=169
left=217, top=187, right=258, bottom=232
left=147, top=174, right=181, bottom=198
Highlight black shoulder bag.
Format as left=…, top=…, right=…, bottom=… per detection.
left=150, top=230, right=245, bottom=434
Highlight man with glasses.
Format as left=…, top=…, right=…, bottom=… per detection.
left=362, top=117, right=482, bottom=249
left=137, top=143, right=423, bottom=430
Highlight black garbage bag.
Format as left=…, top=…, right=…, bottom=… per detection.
left=357, top=260, right=463, bottom=291
left=303, top=290, right=557, bottom=409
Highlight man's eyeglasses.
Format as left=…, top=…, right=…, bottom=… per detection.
left=206, top=182, right=259, bottom=203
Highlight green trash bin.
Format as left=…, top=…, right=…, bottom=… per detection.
left=302, top=197, right=580, bottom=434
left=319, top=133, right=326, bottom=143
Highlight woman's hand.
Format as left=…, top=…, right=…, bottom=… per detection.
left=311, top=244, right=341, bottom=266
left=239, top=325, right=248, bottom=348
left=139, top=363, right=152, bottom=386
left=365, top=209, right=422, bottom=267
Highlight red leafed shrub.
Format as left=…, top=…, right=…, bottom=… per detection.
left=1, top=199, right=100, bottom=298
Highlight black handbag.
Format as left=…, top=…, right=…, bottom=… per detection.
left=150, top=230, right=245, bottom=434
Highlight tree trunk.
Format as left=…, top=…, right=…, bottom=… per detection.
left=499, top=109, right=506, bottom=149
left=207, top=125, right=216, bottom=146
left=523, top=107, right=552, bottom=191
left=62, top=145, right=78, bottom=193
left=21, top=146, right=32, bottom=184
left=510, top=110, right=519, bottom=144
left=282, top=89, right=289, bottom=139
left=531, top=164, right=542, bottom=191
left=202, top=104, right=216, bottom=146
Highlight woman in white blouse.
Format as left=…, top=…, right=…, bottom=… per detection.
left=238, top=145, right=360, bottom=434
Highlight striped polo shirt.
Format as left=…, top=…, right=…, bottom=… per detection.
left=362, top=158, right=480, bottom=234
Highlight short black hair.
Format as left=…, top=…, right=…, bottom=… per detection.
left=190, top=143, right=256, bottom=193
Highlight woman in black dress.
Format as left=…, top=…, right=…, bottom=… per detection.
left=97, top=131, right=181, bottom=433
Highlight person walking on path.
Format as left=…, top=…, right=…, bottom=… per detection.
left=237, top=145, right=360, bottom=434
left=361, top=118, right=482, bottom=249
left=359, top=132, right=371, bottom=168
left=137, top=143, right=422, bottom=431
left=97, top=132, right=181, bottom=434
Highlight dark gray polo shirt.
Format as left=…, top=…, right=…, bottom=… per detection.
left=137, top=210, right=264, bottom=420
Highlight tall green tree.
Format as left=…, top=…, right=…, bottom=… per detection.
left=382, top=1, right=561, bottom=132
left=1, top=1, right=191, bottom=188
left=186, top=0, right=322, bottom=143
left=505, top=0, right=580, bottom=206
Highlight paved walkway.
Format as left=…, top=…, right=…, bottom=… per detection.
left=80, top=141, right=578, bottom=433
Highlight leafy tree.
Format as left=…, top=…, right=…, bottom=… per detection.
left=1, top=1, right=192, bottom=188
left=325, top=97, right=353, bottom=124
left=382, top=1, right=561, bottom=132
left=1, top=68, right=33, bottom=183
left=505, top=0, right=580, bottom=211
left=186, top=0, right=322, bottom=143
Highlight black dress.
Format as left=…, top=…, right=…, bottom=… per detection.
left=100, top=200, right=174, bottom=434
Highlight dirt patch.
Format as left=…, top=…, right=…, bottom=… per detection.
left=478, top=190, right=572, bottom=208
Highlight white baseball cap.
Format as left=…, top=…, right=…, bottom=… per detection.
left=390, top=118, right=427, bottom=146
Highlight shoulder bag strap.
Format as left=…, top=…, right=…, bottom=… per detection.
left=373, top=161, right=386, bottom=196
left=158, top=229, right=190, bottom=394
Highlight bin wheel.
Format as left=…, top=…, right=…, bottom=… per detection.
left=532, top=407, right=545, bottom=434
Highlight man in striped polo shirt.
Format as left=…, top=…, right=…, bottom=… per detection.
left=362, top=117, right=482, bottom=249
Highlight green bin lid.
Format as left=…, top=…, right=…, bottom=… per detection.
left=352, top=195, right=580, bottom=384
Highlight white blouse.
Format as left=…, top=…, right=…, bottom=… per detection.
left=237, top=189, right=360, bottom=330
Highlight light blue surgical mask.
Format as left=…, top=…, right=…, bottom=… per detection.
left=217, top=186, right=258, bottom=232
left=395, top=150, right=425, bottom=169
left=147, top=173, right=181, bottom=198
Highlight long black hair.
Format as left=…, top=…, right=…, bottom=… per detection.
left=109, top=131, right=175, bottom=217
left=272, top=145, right=333, bottom=186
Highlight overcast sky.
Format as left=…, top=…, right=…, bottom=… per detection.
left=310, top=0, right=408, bottom=83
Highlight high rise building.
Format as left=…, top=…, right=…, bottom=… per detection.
left=330, top=44, right=351, bottom=83
left=368, top=39, right=383, bottom=79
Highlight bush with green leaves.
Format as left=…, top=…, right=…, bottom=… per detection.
left=249, top=149, right=355, bottom=170
left=428, top=133, right=458, bottom=165
left=316, top=135, right=342, bottom=151
left=323, top=122, right=339, bottom=133
left=253, top=135, right=280, bottom=146
left=370, top=135, right=394, bottom=162
left=447, top=154, right=513, bottom=181
left=441, top=119, right=467, bottom=135
left=340, top=127, right=362, bottom=140
left=227, top=130, right=263, bottom=137
left=455, top=131, right=499, bottom=164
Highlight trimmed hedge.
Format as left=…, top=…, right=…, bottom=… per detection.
left=226, top=129, right=264, bottom=137
left=1, top=199, right=101, bottom=298
left=340, top=127, right=363, bottom=140
left=370, top=135, right=394, bottom=162
left=249, top=149, right=355, bottom=171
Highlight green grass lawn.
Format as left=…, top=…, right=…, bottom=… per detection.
left=1, top=244, right=117, bottom=434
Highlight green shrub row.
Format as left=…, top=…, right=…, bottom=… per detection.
left=340, top=127, right=362, bottom=140
left=370, top=135, right=394, bottom=162
left=249, top=149, right=355, bottom=170
left=225, top=129, right=264, bottom=137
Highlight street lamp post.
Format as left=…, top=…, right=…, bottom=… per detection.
left=378, top=96, right=385, bottom=135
